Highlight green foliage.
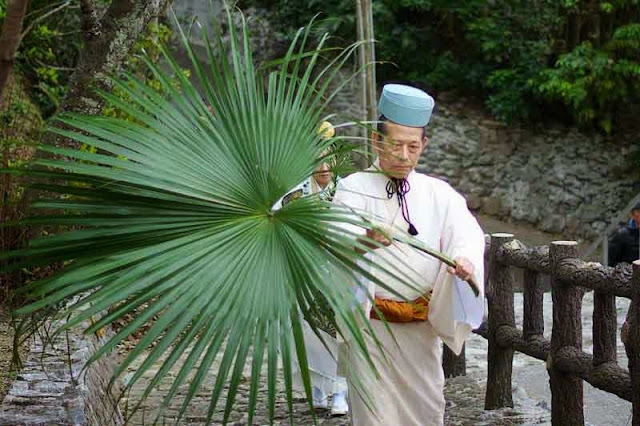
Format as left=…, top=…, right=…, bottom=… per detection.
left=466, top=1, right=561, bottom=121
left=241, top=0, right=640, bottom=132
left=240, top=0, right=354, bottom=44
left=0, top=2, right=178, bottom=120
left=487, top=68, right=539, bottom=122
left=0, top=76, right=44, bottom=294
left=0, top=102, right=27, bottom=131
left=533, top=28, right=640, bottom=132
left=11, top=0, right=83, bottom=117
left=609, top=22, right=640, bottom=56
left=4, top=10, right=425, bottom=424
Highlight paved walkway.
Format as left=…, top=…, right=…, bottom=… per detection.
left=119, top=346, right=548, bottom=426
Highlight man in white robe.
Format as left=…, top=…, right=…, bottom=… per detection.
left=332, top=84, right=485, bottom=426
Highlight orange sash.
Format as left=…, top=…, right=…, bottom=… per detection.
left=370, top=291, right=432, bottom=322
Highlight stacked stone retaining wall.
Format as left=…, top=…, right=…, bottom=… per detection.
left=0, top=321, right=123, bottom=426
left=417, top=99, right=638, bottom=240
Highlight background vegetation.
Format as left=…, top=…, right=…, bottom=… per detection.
left=242, top=0, right=640, bottom=133
left=0, top=1, right=638, bottom=418
left=1, top=0, right=639, bottom=297
left=1, top=0, right=171, bottom=120
left=0, top=0, right=173, bottom=297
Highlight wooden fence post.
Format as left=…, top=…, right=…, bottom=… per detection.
left=593, top=240, right=617, bottom=367
left=485, top=233, right=515, bottom=409
left=443, top=344, right=466, bottom=378
left=629, top=261, right=640, bottom=425
left=549, top=241, right=584, bottom=426
left=523, top=268, right=544, bottom=340
left=593, top=284, right=617, bottom=367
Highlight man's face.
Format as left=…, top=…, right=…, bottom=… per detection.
left=631, top=209, right=640, bottom=226
left=373, top=121, right=427, bottom=179
left=313, top=161, right=333, bottom=188
left=312, top=148, right=335, bottom=188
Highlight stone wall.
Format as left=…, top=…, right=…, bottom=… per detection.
left=417, top=98, right=639, bottom=240
left=0, top=320, right=123, bottom=426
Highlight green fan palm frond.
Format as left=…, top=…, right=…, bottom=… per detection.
left=3, top=7, right=423, bottom=425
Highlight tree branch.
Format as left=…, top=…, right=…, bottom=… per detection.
left=19, top=0, right=73, bottom=44
left=0, top=0, right=30, bottom=106
left=25, top=0, right=65, bottom=18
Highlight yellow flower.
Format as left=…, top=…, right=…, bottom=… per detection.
left=317, top=121, right=335, bottom=139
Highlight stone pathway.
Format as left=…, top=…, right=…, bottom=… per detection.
left=119, top=346, right=548, bottom=426
left=119, top=348, right=348, bottom=425
left=0, top=319, right=124, bottom=426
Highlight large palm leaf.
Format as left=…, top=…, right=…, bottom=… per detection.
left=3, top=7, right=423, bottom=425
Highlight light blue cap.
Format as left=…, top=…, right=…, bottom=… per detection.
left=378, top=84, right=435, bottom=128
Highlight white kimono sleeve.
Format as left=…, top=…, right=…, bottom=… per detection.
left=428, top=190, right=486, bottom=355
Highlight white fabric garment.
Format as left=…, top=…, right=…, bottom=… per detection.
left=291, top=321, right=347, bottom=395
left=331, top=164, right=485, bottom=425
left=346, top=320, right=445, bottom=426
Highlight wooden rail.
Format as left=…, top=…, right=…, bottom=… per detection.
left=441, top=233, right=640, bottom=426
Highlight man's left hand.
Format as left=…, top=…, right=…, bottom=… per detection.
left=448, top=257, right=475, bottom=281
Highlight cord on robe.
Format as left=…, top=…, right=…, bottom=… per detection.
left=385, top=178, right=419, bottom=236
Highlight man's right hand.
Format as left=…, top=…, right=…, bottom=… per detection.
left=367, top=227, right=392, bottom=247
left=356, top=227, right=392, bottom=253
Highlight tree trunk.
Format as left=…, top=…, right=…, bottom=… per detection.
left=0, top=0, right=29, bottom=107
left=51, top=0, right=170, bottom=147
left=589, top=0, right=601, bottom=47
left=361, top=0, right=376, bottom=124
